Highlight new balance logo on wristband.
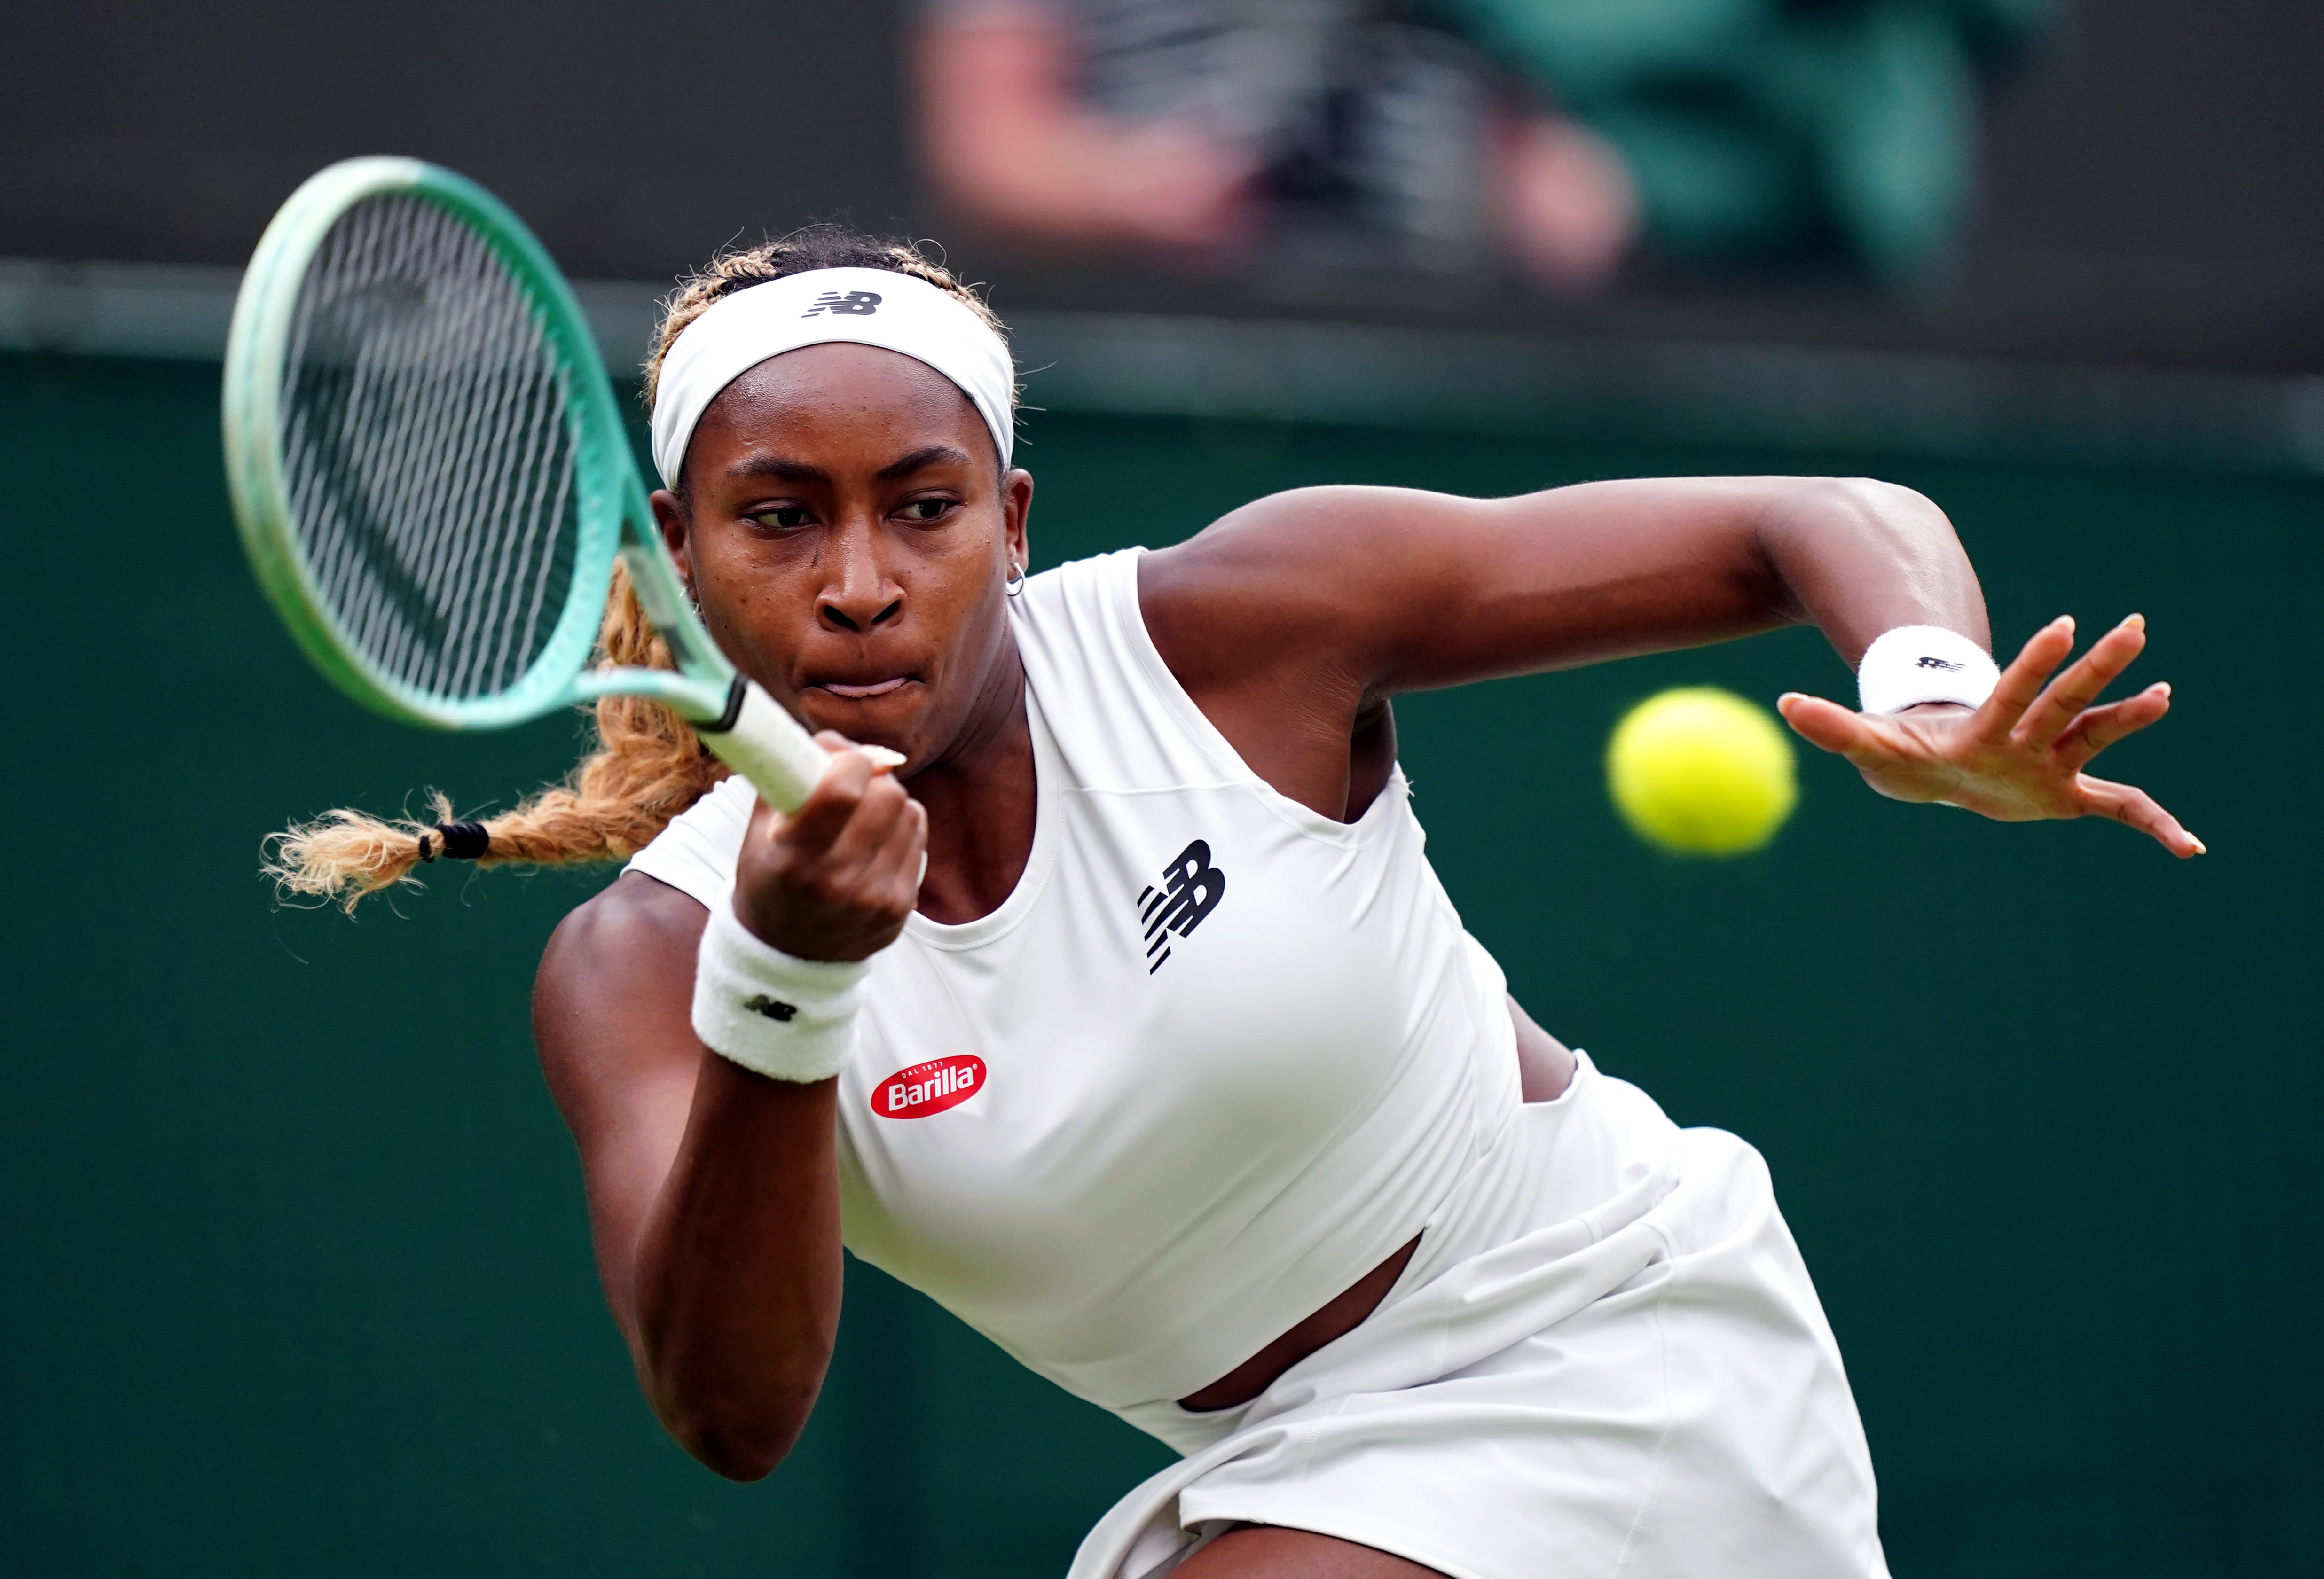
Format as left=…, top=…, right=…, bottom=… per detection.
left=742, top=994, right=798, bottom=1022
left=1138, top=838, right=1227, bottom=974
left=872, top=1055, right=986, bottom=1118
left=1915, top=655, right=1964, bottom=671
left=801, top=290, right=882, bottom=317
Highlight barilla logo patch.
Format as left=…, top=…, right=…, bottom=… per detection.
left=872, top=1055, right=986, bottom=1119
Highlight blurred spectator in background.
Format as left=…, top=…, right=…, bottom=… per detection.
left=915, top=0, right=2048, bottom=294
left=917, top=0, right=1639, bottom=290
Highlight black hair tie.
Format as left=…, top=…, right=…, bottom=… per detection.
left=435, top=821, right=492, bottom=861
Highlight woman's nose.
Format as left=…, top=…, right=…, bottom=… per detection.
left=817, top=526, right=903, bottom=633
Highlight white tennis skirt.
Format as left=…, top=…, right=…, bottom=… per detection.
left=1081, top=1054, right=1892, bottom=1579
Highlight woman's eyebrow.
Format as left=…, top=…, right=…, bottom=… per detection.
left=875, top=444, right=975, bottom=482
left=725, top=454, right=829, bottom=484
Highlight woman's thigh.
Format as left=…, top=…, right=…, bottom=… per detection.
left=1172, top=1525, right=1448, bottom=1578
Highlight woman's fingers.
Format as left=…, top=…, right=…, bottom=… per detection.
left=2074, top=773, right=2206, bottom=858
left=1779, top=693, right=1938, bottom=776
left=2053, top=683, right=2171, bottom=770
left=812, top=728, right=900, bottom=777
left=1974, top=616, right=2076, bottom=741
left=2015, top=615, right=2147, bottom=749
left=1777, top=692, right=1882, bottom=762
left=817, top=768, right=913, bottom=882
left=736, top=750, right=922, bottom=957
left=861, top=799, right=930, bottom=907
left=774, top=749, right=879, bottom=857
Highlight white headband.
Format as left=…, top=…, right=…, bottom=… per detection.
left=648, top=266, right=1016, bottom=487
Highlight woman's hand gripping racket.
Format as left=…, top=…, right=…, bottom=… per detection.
left=222, top=156, right=893, bottom=811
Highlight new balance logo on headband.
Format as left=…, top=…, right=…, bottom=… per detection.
left=801, top=290, right=882, bottom=318
left=1138, top=839, right=1227, bottom=974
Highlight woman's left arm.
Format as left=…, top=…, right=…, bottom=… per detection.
left=1141, top=476, right=2200, bottom=855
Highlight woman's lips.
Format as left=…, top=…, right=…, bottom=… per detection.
left=813, top=677, right=911, bottom=700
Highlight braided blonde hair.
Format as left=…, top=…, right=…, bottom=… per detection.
left=265, top=227, right=1009, bottom=912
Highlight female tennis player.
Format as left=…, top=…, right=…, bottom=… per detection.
left=278, top=229, right=2196, bottom=1579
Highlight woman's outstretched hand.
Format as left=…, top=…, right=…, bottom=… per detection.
left=1775, top=614, right=2205, bottom=858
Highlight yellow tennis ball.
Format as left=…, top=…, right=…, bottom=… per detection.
left=1606, top=687, right=1797, bottom=856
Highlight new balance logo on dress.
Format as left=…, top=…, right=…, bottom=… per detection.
left=801, top=290, right=882, bottom=317
left=1137, top=839, right=1227, bottom=973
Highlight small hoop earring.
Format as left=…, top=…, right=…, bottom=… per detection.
left=1004, top=562, right=1026, bottom=598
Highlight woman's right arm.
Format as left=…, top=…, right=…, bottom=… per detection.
left=532, top=750, right=923, bottom=1481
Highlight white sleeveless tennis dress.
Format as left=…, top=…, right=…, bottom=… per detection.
left=627, top=549, right=1891, bottom=1579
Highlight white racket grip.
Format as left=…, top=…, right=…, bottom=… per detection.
left=697, top=678, right=904, bottom=812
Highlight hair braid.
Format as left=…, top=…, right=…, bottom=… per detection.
left=264, top=226, right=1007, bottom=912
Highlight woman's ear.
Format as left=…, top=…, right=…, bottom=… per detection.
left=649, top=487, right=698, bottom=602
left=1003, top=468, right=1034, bottom=573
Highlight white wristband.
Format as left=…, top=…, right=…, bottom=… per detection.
left=690, top=899, right=868, bottom=1083
left=1856, top=625, right=2000, bottom=715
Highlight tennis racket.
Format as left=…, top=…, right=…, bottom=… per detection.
left=222, top=156, right=872, bottom=812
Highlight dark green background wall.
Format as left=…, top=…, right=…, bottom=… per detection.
left=1, top=354, right=2316, bottom=1577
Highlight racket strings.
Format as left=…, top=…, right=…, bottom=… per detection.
left=279, top=193, right=581, bottom=703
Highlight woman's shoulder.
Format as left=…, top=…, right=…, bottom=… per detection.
left=536, top=868, right=706, bottom=1025
left=624, top=774, right=755, bottom=909
left=1016, top=546, right=1142, bottom=613
left=531, top=868, right=708, bottom=1148
left=1011, top=547, right=1163, bottom=715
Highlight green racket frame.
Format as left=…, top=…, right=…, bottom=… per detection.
left=223, top=155, right=728, bottom=729
left=223, top=156, right=840, bottom=809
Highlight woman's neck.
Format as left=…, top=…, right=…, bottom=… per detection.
left=908, top=647, right=1036, bottom=926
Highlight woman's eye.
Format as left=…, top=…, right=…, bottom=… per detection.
left=899, top=498, right=956, bottom=524
left=751, top=507, right=813, bottom=531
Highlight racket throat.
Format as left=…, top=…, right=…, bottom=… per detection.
left=707, top=672, right=750, bottom=733
left=696, top=676, right=906, bottom=807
